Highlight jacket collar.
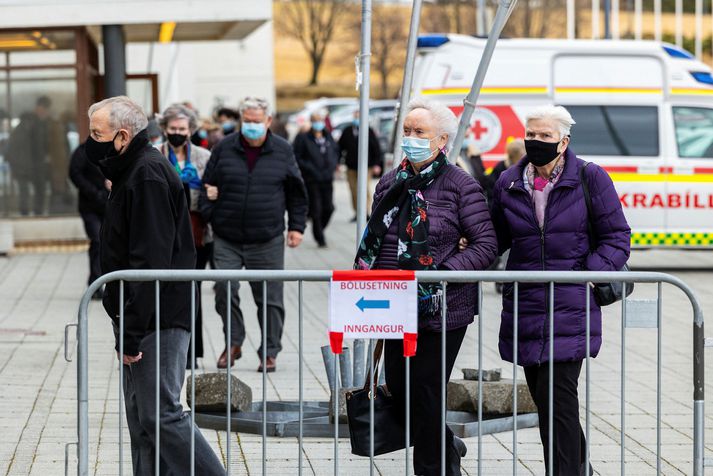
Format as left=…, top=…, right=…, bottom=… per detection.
left=231, top=130, right=275, bottom=155
left=98, top=128, right=149, bottom=181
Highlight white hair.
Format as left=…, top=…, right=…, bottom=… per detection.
left=88, top=96, right=149, bottom=138
left=239, top=96, right=272, bottom=117
left=310, top=108, right=328, bottom=120
left=525, top=105, right=576, bottom=139
left=405, top=97, right=458, bottom=150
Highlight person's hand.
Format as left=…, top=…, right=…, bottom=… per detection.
left=287, top=231, right=303, bottom=248
left=104, top=179, right=112, bottom=191
left=467, top=142, right=480, bottom=158
left=205, top=184, right=218, bottom=201
left=117, top=352, right=143, bottom=365
left=370, top=165, right=382, bottom=177
left=458, top=237, right=469, bottom=252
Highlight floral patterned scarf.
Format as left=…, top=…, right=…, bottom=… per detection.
left=354, top=152, right=448, bottom=319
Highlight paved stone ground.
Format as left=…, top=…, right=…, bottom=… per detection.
left=2, top=179, right=713, bottom=475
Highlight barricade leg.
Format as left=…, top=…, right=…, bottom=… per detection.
left=298, top=281, right=304, bottom=476
left=477, top=282, right=483, bottom=476
left=585, top=283, right=590, bottom=476
left=155, top=280, right=160, bottom=476
left=119, top=281, right=125, bottom=475
left=441, top=281, right=447, bottom=476
left=190, top=280, right=196, bottom=476
left=513, top=281, right=519, bottom=475
left=226, top=281, right=232, bottom=474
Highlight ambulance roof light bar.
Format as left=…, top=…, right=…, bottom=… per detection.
left=663, top=44, right=694, bottom=60
left=417, top=34, right=449, bottom=48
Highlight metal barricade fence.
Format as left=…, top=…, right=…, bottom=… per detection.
left=67, top=269, right=705, bottom=475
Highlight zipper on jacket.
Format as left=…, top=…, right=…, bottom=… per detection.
left=240, top=174, right=252, bottom=226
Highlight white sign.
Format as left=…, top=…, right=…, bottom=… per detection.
left=329, top=272, right=418, bottom=339
left=468, top=108, right=502, bottom=154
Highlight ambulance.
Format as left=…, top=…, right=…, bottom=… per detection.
left=413, top=34, right=713, bottom=249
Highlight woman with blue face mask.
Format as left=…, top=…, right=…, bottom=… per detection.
left=353, top=97, right=497, bottom=475
left=292, top=109, right=339, bottom=247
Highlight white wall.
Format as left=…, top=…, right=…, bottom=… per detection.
left=124, top=21, right=275, bottom=118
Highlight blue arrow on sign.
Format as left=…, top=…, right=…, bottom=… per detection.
left=356, top=297, right=390, bottom=312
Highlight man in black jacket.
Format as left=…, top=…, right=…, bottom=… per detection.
left=200, top=96, right=308, bottom=373
left=87, top=96, right=224, bottom=475
left=337, top=109, right=383, bottom=221
left=293, top=109, right=339, bottom=248
left=68, top=143, right=109, bottom=299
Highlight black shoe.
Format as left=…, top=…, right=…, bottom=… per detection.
left=453, top=435, right=467, bottom=457
left=317, top=241, right=327, bottom=248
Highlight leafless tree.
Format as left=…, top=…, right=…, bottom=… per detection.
left=275, top=0, right=346, bottom=86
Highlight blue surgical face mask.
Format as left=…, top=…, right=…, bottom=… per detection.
left=401, top=136, right=436, bottom=163
left=198, top=129, right=208, bottom=139
left=241, top=122, right=267, bottom=141
left=312, top=121, right=326, bottom=132
left=352, top=119, right=359, bottom=127
left=221, top=121, right=236, bottom=134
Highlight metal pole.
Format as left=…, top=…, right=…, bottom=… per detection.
left=356, top=0, right=373, bottom=244
left=567, top=0, right=576, bottom=39
left=656, top=282, right=662, bottom=475
left=226, top=281, right=232, bottom=475
left=592, top=0, right=601, bottom=39
left=585, top=285, right=591, bottom=476
left=447, top=0, right=518, bottom=164
left=696, top=0, right=704, bottom=59
left=654, top=0, right=662, bottom=42
left=102, top=25, right=127, bottom=97
left=477, top=0, right=487, bottom=36
left=391, top=0, right=423, bottom=169
left=298, top=281, right=304, bottom=476
left=477, top=283, right=483, bottom=475
left=119, top=281, right=125, bottom=475
left=612, top=0, right=620, bottom=39
left=190, top=281, right=195, bottom=476
left=634, top=0, right=642, bottom=40
left=547, top=282, right=554, bottom=476
left=155, top=281, right=160, bottom=476
left=262, top=281, right=268, bottom=476
left=512, top=282, right=519, bottom=475
left=675, top=0, right=683, bottom=48
left=604, top=0, right=611, bottom=39
left=621, top=282, right=627, bottom=475
left=441, top=281, right=447, bottom=476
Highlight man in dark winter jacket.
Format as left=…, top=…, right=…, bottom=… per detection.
left=68, top=143, right=109, bottom=299
left=293, top=109, right=339, bottom=247
left=87, top=96, right=224, bottom=475
left=200, top=96, right=308, bottom=373
left=338, top=109, right=383, bottom=220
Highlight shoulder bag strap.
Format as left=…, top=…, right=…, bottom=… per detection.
left=362, top=340, right=384, bottom=391
left=579, top=161, right=596, bottom=252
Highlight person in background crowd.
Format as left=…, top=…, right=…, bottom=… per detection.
left=87, top=95, right=224, bottom=475
left=6, top=96, right=52, bottom=216
left=158, top=104, right=213, bottom=369
left=200, top=96, right=308, bottom=373
left=293, top=109, right=339, bottom=248
left=216, top=107, right=239, bottom=136
left=68, top=142, right=109, bottom=300
left=357, top=97, right=497, bottom=475
left=147, top=118, right=164, bottom=149
left=270, top=112, right=289, bottom=140
left=461, top=135, right=488, bottom=192
left=489, top=139, right=525, bottom=191
left=338, top=109, right=383, bottom=222
left=490, top=105, right=630, bottom=475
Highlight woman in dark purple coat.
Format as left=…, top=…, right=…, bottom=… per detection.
left=490, top=105, right=631, bottom=475
left=354, top=98, right=497, bottom=475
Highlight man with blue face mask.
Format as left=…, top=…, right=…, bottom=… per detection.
left=199, top=96, right=308, bottom=373
left=293, top=109, right=339, bottom=248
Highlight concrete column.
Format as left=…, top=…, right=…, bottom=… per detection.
left=102, top=25, right=126, bottom=97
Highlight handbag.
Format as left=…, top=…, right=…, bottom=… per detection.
left=345, top=340, right=408, bottom=456
left=580, top=162, right=634, bottom=306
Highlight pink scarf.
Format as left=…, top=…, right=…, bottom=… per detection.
left=523, top=157, right=565, bottom=229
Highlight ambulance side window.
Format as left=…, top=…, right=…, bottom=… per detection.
left=566, top=105, right=659, bottom=157
left=673, top=107, right=713, bottom=159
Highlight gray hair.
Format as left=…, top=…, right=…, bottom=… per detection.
left=310, top=108, right=328, bottom=121
left=159, top=104, right=199, bottom=132
left=525, top=105, right=576, bottom=138
left=405, top=97, right=458, bottom=150
left=88, top=96, right=149, bottom=137
left=239, top=96, right=272, bottom=117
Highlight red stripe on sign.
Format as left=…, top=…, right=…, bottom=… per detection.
left=602, top=166, right=638, bottom=173
left=403, top=332, right=418, bottom=357
left=329, top=332, right=343, bottom=354
left=332, top=270, right=416, bottom=281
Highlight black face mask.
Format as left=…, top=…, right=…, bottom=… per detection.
left=167, top=133, right=188, bottom=148
left=85, top=131, right=120, bottom=166
left=525, top=139, right=562, bottom=167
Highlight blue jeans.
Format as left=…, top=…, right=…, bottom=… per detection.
left=122, top=328, right=224, bottom=475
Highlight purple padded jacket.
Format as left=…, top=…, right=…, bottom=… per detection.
left=490, top=148, right=631, bottom=366
left=372, top=161, right=497, bottom=331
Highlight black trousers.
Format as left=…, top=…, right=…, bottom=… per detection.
left=305, top=180, right=334, bottom=246
left=187, top=242, right=213, bottom=362
left=385, top=327, right=467, bottom=476
left=524, top=361, right=587, bottom=476
left=80, top=211, right=103, bottom=285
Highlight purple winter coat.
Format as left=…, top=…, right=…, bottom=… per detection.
left=372, top=160, right=498, bottom=331
left=490, top=148, right=631, bottom=366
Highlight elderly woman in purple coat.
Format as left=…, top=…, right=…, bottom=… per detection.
left=490, top=105, right=631, bottom=475
left=354, top=97, right=497, bottom=475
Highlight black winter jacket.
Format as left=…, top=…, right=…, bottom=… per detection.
left=293, top=131, right=339, bottom=183
left=199, top=132, right=308, bottom=244
left=97, top=129, right=196, bottom=356
left=337, top=125, right=383, bottom=171
left=68, top=143, right=108, bottom=215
